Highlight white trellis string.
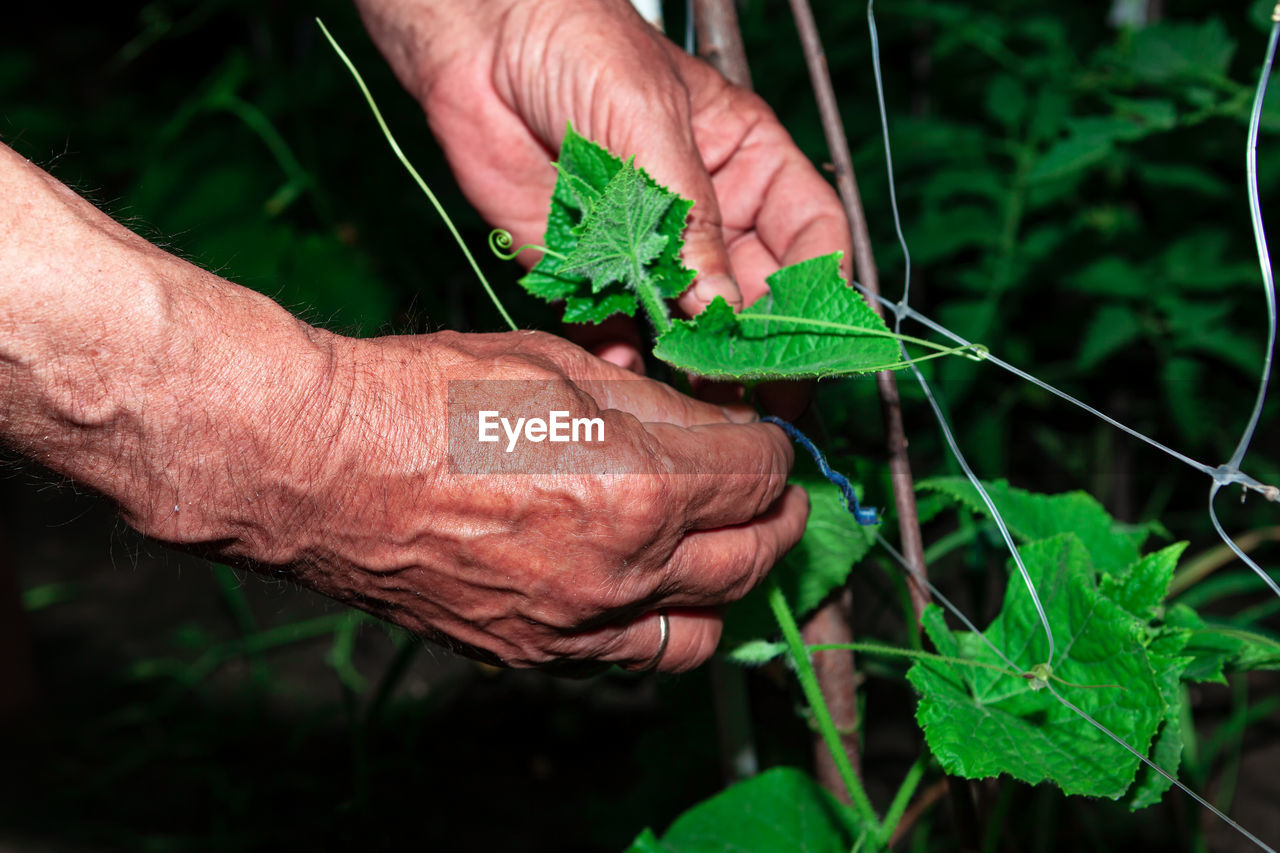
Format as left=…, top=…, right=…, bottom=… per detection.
left=867, top=0, right=1056, bottom=662
left=1205, top=11, right=1280, bottom=603
left=863, top=2, right=1280, bottom=849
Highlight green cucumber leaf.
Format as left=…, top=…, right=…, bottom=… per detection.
left=1100, top=542, right=1187, bottom=622
left=1163, top=604, right=1280, bottom=682
left=1121, top=19, right=1236, bottom=85
left=908, top=535, right=1181, bottom=799
left=624, top=767, right=866, bottom=853
left=519, top=125, right=693, bottom=324
left=1126, top=639, right=1193, bottom=810
left=1163, top=605, right=1237, bottom=683
left=919, top=477, right=1144, bottom=571
left=562, top=291, right=638, bottom=324
left=558, top=159, right=675, bottom=292
left=781, top=478, right=879, bottom=616
left=654, top=253, right=904, bottom=380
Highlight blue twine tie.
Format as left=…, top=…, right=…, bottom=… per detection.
left=762, top=416, right=880, bottom=526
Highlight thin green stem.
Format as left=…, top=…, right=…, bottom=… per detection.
left=989, top=141, right=1032, bottom=298
left=806, top=641, right=1020, bottom=680
left=327, top=611, right=369, bottom=693
left=317, top=19, right=517, bottom=331
left=138, top=612, right=356, bottom=690
left=878, top=756, right=927, bottom=847
left=212, top=95, right=313, bottom=197
left=921, top=523, right=984, bottom=565
left=212, top=564, right=270, bottom=687
left=488, top=228, right=567, bottom=263
left=365, top=631, right=421, bottom=728
left=635, top=266, right=672, bottom=334
left=851, top=344, right=989, bottom=376
left=766, top=578, right=880, bottom=830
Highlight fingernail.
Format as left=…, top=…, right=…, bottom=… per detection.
left=693, top=273, right=738, bottom=307
left=721, top=405, right=758, bottom=424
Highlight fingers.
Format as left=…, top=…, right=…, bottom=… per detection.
left=628, top=608, right=723, bottom=673
left=641, top=421, right=795, bottom=529
left=592, top=341, right=645, bottom=374
left=560, top=315, right=647, bottom=374
left=574, top=483, right=805, bottom=670
left=587, top=608, right=724, bottom=673
left=609, top=114, right=740, bottom=315
left=580, top=33, right=742, bottom=319
left=659, top=484, right=809, bottom=605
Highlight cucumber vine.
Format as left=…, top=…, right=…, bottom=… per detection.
left=321, top=17, right=1280, bottom=853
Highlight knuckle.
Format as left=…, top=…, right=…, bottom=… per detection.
left=727, top=531, right=772, bottom=602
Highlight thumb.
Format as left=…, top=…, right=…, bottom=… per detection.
left=674, top=188, right=742, bottom=318
left=612, top=109, right=742, bottom=318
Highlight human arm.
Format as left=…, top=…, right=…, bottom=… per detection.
left=0, top=142, right=807, bottom=671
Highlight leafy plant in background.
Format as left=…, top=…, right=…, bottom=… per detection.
left=9, top=2, right=1280, bottom=851
left=484, top=123, right=1280, bottom=850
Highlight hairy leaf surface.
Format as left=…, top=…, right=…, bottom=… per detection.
left=654, top=254, right=903, bottom=379
left=908, top=535, right=1178, bottom=798
left=518, top=126, right=692, bottom=324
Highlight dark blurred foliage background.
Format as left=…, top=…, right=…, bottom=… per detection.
left=4, top=1, right=1280, bottom=850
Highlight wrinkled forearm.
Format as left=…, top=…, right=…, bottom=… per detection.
left=0, top=142, right=340, bottom=553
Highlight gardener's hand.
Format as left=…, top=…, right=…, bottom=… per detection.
left=273, top=329, right=807, bottom=670
left=134, top=326, right=807, bottom=672
left=0, top=142, right=805, bottom=671
left=356, top=0, right=852, bottom=333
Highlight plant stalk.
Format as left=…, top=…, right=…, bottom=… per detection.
left=692, top=0, right=752, bottom=89
left=786, top=0, right=931, bottom=620
left=767, top=579, right=879, bottom=829
left=888, top=778, right=949, bottom=847
left=802, top=587, right=863, bottom=792
left=879, top=755, right=927, bottom=846
left=694, top=0, right=867, bottom=799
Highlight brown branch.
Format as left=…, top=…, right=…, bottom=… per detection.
left=692, top=0, right=863, bottom=797
left=889, top=779, right=950, bottom=847
left=802, top=587, right=862, bottom=789
left=786, top=0, right=931, bottom=620
left=692, top=0, right=752, bottom=89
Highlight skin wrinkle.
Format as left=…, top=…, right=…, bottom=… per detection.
left=494, top=3, right=552, bottom=141
left=723, top=150, right=791, bottom=252
left=3, top=0, right=823, bottom=673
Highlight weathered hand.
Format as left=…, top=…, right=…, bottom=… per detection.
left=0, top=142, right=806, bottom=674
left=357, top=0, right=853, bottom=318
left=193, top=329, right=807, bottom=671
